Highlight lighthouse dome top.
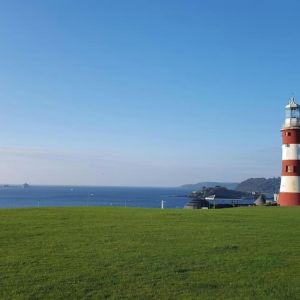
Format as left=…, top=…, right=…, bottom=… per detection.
left=285, top=97, right=300, bottom=109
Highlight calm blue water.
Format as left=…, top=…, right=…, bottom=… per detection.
left=0, top=186, right=192, bottom=209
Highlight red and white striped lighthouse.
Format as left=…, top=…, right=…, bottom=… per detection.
left=279, top=97, right=300, bottom=206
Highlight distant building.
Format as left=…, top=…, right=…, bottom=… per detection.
left=255, top=194, right=266, bottom=206
left=184, top=198, right=209, bottom=209
left=279, top=98, right=300, bottom=206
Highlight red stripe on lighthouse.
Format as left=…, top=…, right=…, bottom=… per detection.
left=281, top=129, right=300, bottom=144
left=279, top=192, right=300, bottom=206
left=281, top=160, right=300, bottom=176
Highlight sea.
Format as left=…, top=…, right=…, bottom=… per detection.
left=0, top=185, right=256, bottom=209
left=0, top=186, right=192, bottom=209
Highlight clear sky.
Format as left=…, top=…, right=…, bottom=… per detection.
left=0, top=0, right=299, bottom=186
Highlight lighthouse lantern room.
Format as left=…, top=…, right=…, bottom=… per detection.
left=279, top=97, right=300, bottom=206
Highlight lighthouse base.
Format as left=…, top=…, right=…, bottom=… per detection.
left=278, top=192, right=300, bottom=206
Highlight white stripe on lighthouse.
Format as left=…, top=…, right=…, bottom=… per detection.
left=280, top=176, right=300, bottom=192
left=282, top=144, right=300, bottom=160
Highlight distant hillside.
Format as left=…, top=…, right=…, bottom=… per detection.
left=235, top=177, right=280, bottom=194
left=180, top=182, right=239, bottom=190
left=190, top=186, right=250, bottom=199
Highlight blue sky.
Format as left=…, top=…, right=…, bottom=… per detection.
left=0, top=0, right=299, bottom=186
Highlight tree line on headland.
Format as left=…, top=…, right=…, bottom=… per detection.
left=181, top=177, right=281, bottom=194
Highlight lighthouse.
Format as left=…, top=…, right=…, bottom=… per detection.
left=279, top=97, right=300, bottom=206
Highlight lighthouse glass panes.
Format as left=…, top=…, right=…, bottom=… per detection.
left=285, top=106, right=300, bottom=119
left=284, top=97, right=300, bottom=128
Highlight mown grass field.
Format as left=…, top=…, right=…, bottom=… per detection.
left=0, top=206, right=299, bottom=299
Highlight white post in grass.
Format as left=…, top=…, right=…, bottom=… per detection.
left=161, top=200, right=166, bottom=209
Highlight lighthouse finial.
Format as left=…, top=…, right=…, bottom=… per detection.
left=290, top=95, right=296, bottom=105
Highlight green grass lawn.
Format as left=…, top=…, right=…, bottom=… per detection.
left=0, top=206, right=299, bottom=299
